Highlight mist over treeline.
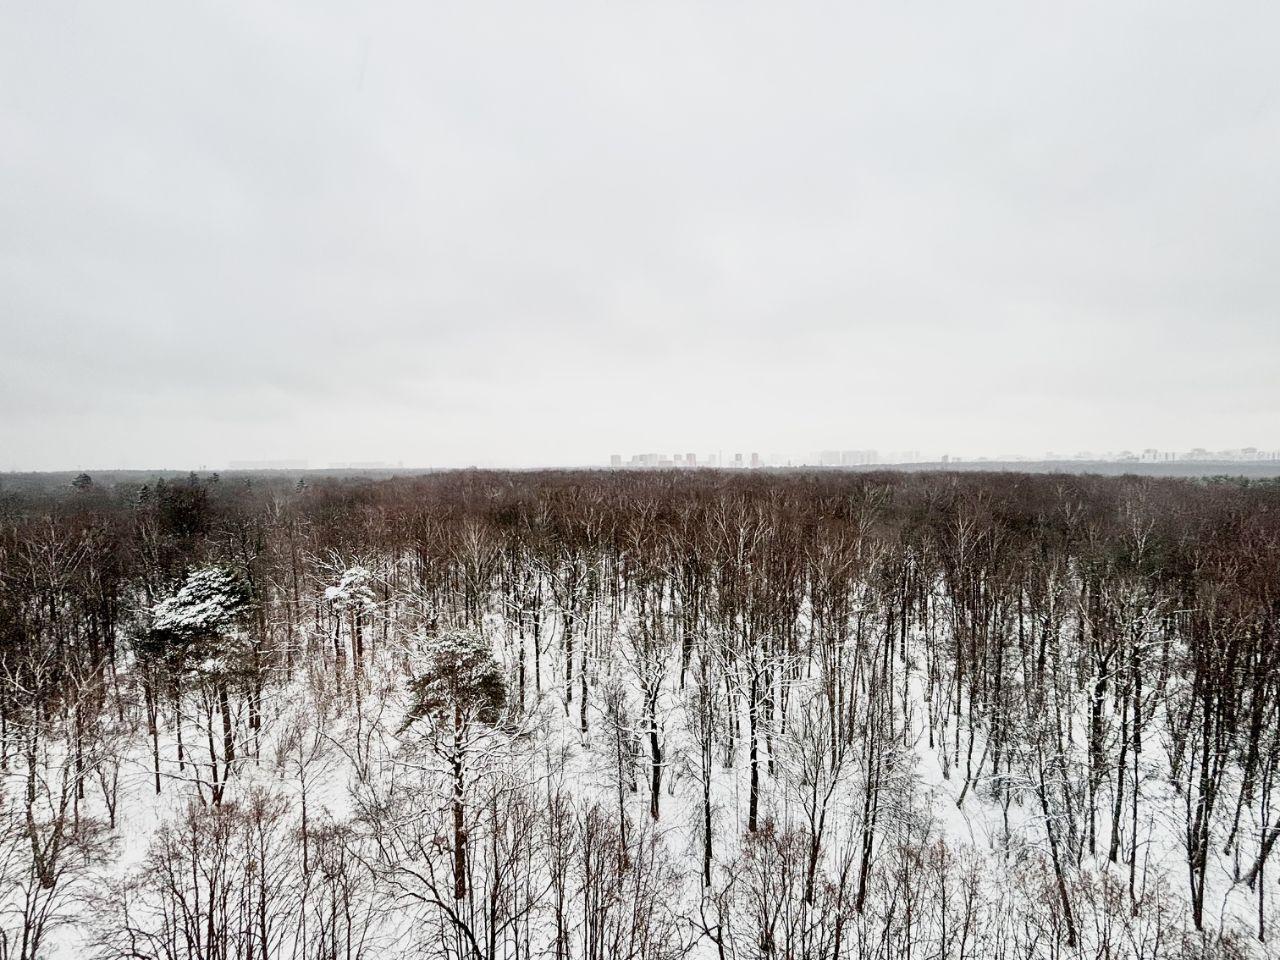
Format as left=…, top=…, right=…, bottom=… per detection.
left=1, top=467, right=1278, bottom=958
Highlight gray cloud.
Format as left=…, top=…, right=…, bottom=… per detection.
left=2, top=2, right=1278, bottom=469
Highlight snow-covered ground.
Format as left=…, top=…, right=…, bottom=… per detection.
left=5, top=581, right=1271, bottom=960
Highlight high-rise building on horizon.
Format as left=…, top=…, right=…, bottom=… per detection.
left=841, top=449, right=878, bottom=466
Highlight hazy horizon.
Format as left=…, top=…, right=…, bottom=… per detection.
left=4, top=3, right=1278, bottom=470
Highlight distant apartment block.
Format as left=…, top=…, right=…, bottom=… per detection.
left=228, top=459, right=309, bottom=470
left=841, top=449, right=878, bottom=466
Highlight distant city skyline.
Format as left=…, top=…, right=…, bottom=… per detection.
left=5, top=443, right=1280, bottom=475
left=607, top=445, right=1280, bottom=470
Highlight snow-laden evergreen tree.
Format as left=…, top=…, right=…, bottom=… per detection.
left=148, top=566, right=251, bottom=676
left=325, top=565, right=378, bottom=678
left=402, top=627, right=506, bottom=900
left=143, top=566, right=253, bottom=803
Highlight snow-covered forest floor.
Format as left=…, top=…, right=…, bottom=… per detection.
left=1, top=469, right=1277, bottom=959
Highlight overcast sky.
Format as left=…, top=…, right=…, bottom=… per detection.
left=2, top=2, right=1277, bottom=469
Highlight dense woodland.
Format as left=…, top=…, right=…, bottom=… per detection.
left=0, top=468, right=1278, bottom=959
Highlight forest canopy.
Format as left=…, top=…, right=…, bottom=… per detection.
left=0, top=468, right=1277, bottom=958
